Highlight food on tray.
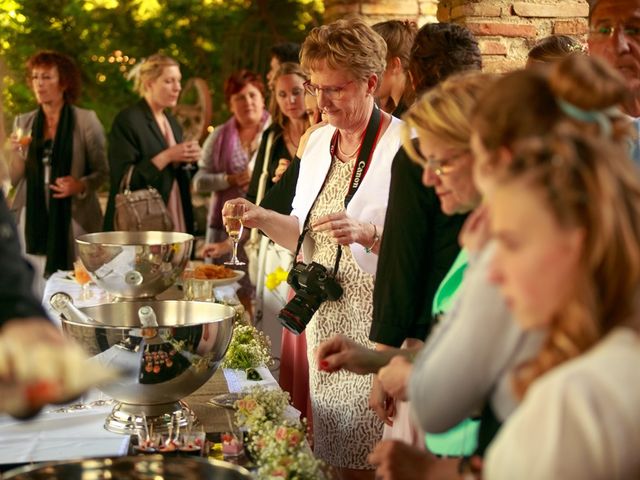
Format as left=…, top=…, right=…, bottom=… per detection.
left=192, top=264, right=236, bottom=280
left=0, top=337, right=120, bottom=418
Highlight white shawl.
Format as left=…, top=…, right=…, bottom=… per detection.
left=291, top=116, right=404, bottom=275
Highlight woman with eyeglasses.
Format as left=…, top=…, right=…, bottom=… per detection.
left=319, top=54, right=634, bottom=479
left=9, top=50, right=108, bottom=295
left=224, top=18, right=403, bottom=479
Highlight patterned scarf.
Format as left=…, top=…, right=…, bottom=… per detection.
left=25, top=103, right=74, bottom=276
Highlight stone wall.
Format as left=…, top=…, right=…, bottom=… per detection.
left=323, top=0, right=590, bottom=72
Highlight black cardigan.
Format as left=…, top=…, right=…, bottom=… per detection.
left=369, top=145, right=468, bottom=346
left=103, top=99, right=194, bottom=233
left=246, top=124, right=293, bottom=205
left=0, top=192, right=48, bottom=325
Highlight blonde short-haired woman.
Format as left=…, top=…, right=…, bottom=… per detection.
left=225, top=18, right=403, bottom=480
left=103, top=53, right=201, bottom=232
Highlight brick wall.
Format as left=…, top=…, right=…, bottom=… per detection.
left=323, top=0, right=439, bottom=25
left=438, top=0, right=588, bottom=72
left=323, top=0, right=589, bottom=72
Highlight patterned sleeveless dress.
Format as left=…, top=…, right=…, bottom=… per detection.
left=306, top=155, right=384, bottom=469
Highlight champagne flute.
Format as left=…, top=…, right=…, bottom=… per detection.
left=182, top=132, right=199, bottom=171
left=73, top=260, right=92, bottom=301
left=13, top=125, right=32, bottom=159
left=224, top=203, right=246, bottom=266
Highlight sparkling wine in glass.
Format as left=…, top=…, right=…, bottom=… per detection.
left=74, top=260, right=92, bottom=301
left=224, top=203, right=246, bottom=266
left=182, top=134, right=199, bottom=171
left=13, top=125, right=32, bottom=159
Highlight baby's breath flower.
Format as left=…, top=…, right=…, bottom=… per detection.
left=233, top=388, right=327, bottom=479
left=222, top=323, right=273, bottom=370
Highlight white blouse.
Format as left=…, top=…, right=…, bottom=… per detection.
left=485, top=327, right=640, bottom=480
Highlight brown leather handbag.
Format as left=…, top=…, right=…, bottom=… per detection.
left=114, top=165, right=174, bottom=231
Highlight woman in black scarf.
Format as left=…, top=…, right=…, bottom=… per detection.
left=9, top=51, right=108, bottom=295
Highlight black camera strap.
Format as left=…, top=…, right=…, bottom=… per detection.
left=294, top=105, right=383, bottom=275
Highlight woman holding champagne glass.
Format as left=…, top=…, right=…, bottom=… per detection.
left=9, top=50, right=108, bottom=295
left=225, top=19, right=404, bottom=479
left=194, top=69, right=270, bottom=255
left=103, top=53, right=200, bottom=233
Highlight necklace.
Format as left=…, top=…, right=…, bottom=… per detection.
left=337, top=136, right=360, bottom=158
left=285, top=129, right=300, bottom=150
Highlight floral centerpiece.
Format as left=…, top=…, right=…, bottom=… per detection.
left=221, top=321, right=273, bottom=371
left=234, top=386, right=326, bottom=479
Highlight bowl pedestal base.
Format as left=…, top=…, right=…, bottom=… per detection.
left=105, top=400, right=198, bottom=435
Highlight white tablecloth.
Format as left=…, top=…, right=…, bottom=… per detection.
left=0, top=273, right=259, bottom=466
left=223, top=367, right=301, bottom=421
left=0, top=390, right=128, bottom=465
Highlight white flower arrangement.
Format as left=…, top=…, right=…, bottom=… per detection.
left=234, top=386, right=327, bottom=479
left=235, top=385, right=289, bottom=430
left=221, top=322, right=273, bottom=370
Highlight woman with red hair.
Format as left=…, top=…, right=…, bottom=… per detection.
left=194, top=70, right=270, bottom=256
left=9, top=50, right=108, bottom=295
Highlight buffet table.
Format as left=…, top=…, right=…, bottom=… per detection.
left=0, top=270, right=292, bottom=470
left=0, top=363, right=283, bottom=468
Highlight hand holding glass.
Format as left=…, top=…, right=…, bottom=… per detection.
left=182, top=137, right=200, bottom=171
left=224, top=203, right=246, bottom=266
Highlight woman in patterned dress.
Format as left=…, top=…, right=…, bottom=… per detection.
left=226, top=18, right=404, bottom=480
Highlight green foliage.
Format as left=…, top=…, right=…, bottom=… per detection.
left=0, top=0, right=323, bottom=132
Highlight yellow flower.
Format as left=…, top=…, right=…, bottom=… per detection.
left=265, top=267, right=289, bottom=291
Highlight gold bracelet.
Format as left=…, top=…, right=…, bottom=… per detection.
left=365, top=223, right=380, bottom=253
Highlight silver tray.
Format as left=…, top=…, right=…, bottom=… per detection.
left=3, top=455, right=252, bottom=479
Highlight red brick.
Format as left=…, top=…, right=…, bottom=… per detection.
left=467, top=22, right=538, bottom=38
left=361, top=1, right=419, bottom=16
left=483, top=57, right=526, bottom=73
left=479, top=40, right=508, bottom=55
left=553, top=18, right=588, bottom=35
left=324, top=4, right=360, bottom=22
left=437, top=5, right=451, bottom=22
left=451, top=4, right=502, bottom=19
left=511, top=2, right=588, bottom=18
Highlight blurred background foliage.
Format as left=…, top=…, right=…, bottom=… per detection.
left=0, top=0, right=323, bottom=134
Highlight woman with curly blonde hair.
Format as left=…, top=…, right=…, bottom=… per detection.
left=484, top=127, right=640, bottom=479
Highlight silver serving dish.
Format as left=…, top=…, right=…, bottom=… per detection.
left=2, top=455, right=252, bottom=479
left=76, top=231, right=193, bottom=299
left=61, top=300, right=235, bottom=434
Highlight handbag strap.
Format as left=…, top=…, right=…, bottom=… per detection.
left=256, top=131, right=275, bottom=206
left=250, top=131, right=275, bottom=244
left=119, top=164, right=136, bottom=194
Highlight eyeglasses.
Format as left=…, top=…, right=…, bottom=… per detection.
left=425, top=151, right=468, bottom=176
left=303, top=80, right=354, bottom=100
left=589, top=23, right=640, bottom=42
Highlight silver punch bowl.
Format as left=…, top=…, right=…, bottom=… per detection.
left=75, top=231, right=194, bottom=299
left=61, top=300, right=235, bottom=434
left=3, top=456, right=252, bottom=480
